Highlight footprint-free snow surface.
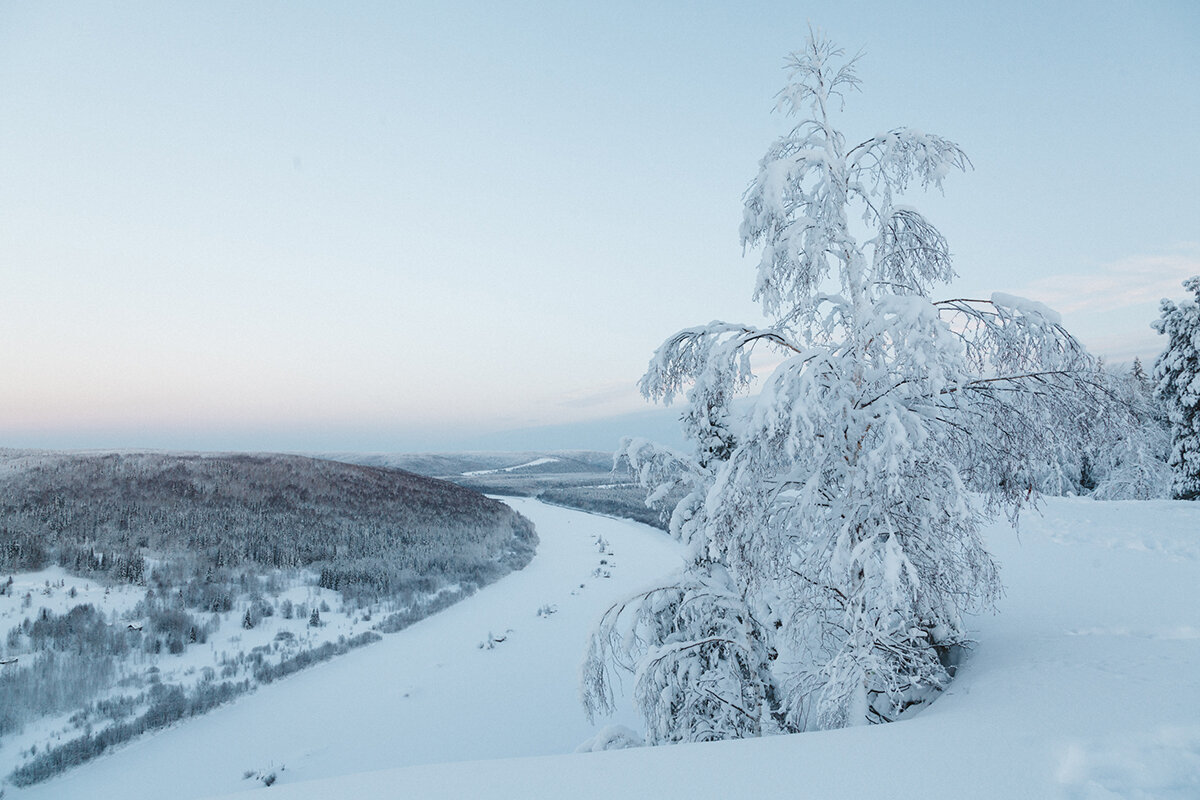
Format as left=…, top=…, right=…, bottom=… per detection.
left=12, top=497, right=1200, bottom=799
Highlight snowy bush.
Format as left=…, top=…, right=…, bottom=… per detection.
left=584, top=31, right=1113, bottom=741
left=575, top=724, right=644, bottom=752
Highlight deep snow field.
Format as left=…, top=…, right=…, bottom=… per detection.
left=6, top=496, right=1199, bottom=799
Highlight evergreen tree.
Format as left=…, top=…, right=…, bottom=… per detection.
left=1153, top=276, right=1200, bottom=500
left=1088, top=362, right=1171, bottom=500
left=1131, top=357, right=1149, bottom=388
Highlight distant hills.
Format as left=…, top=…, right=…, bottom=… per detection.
left=322, top=450, right=616, bottom=479
left=324, top=450, right=675, bottom=530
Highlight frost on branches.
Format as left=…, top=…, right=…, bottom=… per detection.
left=1153, top=277, right=1200, bottom=500
left=1088, top=360, right=1171, bottom=501
left=1025, top=358, right=1169, bottom=500
left=582, top=33, right=1111, bottom=741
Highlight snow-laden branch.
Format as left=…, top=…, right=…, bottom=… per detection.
left=585, top=29, right=1123, bottom=744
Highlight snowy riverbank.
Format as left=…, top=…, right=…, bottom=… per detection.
left=10, top=496, right=1200, bottom=799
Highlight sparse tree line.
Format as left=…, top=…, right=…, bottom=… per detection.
left=536, top=485, right=681, bottom=530
left=454, top=465, right=681, bottom=531
left=1018, top=286, right=1200, bottom=503
left=0, top=649, right=118, bottom=740
left=0, top=598, right=218, bottom=739
left=251, top=630, right=381, bottom=684
left=0, top=592, right=400, bottom=787
left=7, top=678, right=249, bottom=787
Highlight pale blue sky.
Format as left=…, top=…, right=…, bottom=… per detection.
left=1, top=1, right=1197, bottom=452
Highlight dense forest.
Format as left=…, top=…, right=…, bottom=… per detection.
left=0, top=450, right=536, bottom=603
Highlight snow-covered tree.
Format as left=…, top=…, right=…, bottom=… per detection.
left=1153, top=277, right=1200, bottom=500
left=1089, top=361, right=1171, bottom=500
left=583, top=32, right=1111, bottom=740
left=1025, top=358, right=1170, bottom=500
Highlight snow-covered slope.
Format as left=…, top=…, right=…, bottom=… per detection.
left=461, top=457, right=562, bottom=476
left=11, top=497, right=1200, bottom=799
left=7, top=498, right=682, bottom=799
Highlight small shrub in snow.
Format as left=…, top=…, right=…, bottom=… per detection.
left=575, top=725, right=643, bottom=752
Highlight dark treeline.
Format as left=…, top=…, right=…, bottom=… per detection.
left=538, top=484, right=675, bottom=529
left=337, top=449, right=678, bottom=531
left=0, top=450, right=537, bottom=604
left=450, top=474, right=676, bottom=531
left=252, top=630, right=380, bottom=684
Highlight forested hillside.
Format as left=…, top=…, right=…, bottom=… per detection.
left=0, top=449, right=537, bottom=785
left=0, top=450, right=536, bottom=602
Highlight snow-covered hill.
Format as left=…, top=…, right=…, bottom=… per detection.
left=7, top=498, right=682, bottom=799
left=10, top=497, right=1200, bottom=799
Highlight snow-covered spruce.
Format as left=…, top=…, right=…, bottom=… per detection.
left=583, top=32, right=1114, bottom=740
left=1087, top=360, right=1171, bottom=500
left=1022, top=358, right=1171, bottom=500
left=1153, top=276, right=1200, bottom=500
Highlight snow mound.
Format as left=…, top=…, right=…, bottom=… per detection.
left=574, top=725, right=643, bottom=753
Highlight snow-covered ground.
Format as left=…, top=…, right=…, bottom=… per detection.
left=8, top=496, right=1200, bottom=799
left=0, top=565, right=390, bottom=779
left=5, top=498, right=682, bottom=799
left=460, top=457, right=562, bottom=476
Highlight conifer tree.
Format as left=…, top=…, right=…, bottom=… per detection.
left=1153, top=276, right=1200, bottom=500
